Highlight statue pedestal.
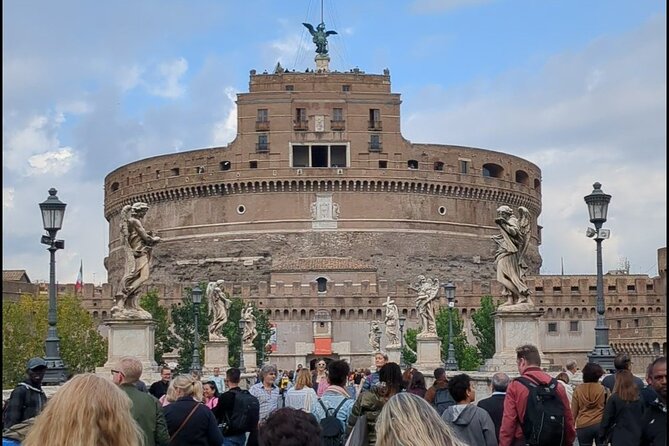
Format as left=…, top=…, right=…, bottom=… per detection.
left=386, top=345, right=401, bottom=365
left=315, top=54, right=330, bottom=73
left=97, top=318, right=158, bottom=375
left=242, top=346, right=258, bottom=373
left=415, top=335, right=443, bottom=371
left=481, top=309, right=549, bottom=372
left=204, top=339, right=230, bottom=372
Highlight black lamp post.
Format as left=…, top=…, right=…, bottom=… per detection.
left=442, top=281, right=458, bottom=371
left=398, top=315, right=406, bottom=369
left=39, top=188, right=68, bottom=385
left=260, top=332, right=266, bottom=365
left=190, top=284, right=202, bottom=374
left=238, top=318, right=246, bottom=372
left=584, top=182, right=616, bottom=371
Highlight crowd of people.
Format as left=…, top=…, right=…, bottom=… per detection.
left=1, top=346, right=666, bottom=446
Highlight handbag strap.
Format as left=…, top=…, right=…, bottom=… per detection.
left=169, top=402, right=200, bottom=443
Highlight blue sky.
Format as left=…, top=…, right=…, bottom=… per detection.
left=3, top=0, right=666, bottom=284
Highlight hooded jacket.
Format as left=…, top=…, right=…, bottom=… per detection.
left=571, top=382, right=609, bottom=428
left=499, top=366, right=576, bottom=446
left=442, top=403, right=498, bottom=446
left=3, top=381, right=47, bottom=429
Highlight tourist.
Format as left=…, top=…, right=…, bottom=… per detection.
left=401, top=367, right=416, bottom=390
left=564, top=360, right=580, bottom=380
left=425, top=367, right=449, bottom=404
left=23, top=373, right=143, bottom=446
left=163, top=374, right=224, bottom=445
left=376, top=392, right=466, bottom=446
left=640, top=356, right=666, bottom=445
left=202, top=380, right=220, bottom=410
left=353, top=369, right=364, bottom=397
left=311, top=359, right=330, bottom=396
left=159, top=379, right=179, bottom=407
left=112, top=356, right=169, bottom=445
left=601, top=352, right=646, bottom=393
left=442, top=373, right=497, bottom=446
left=571, top=362, right=608, bottom=446
left=641, top=360, right=660, bottom=407
left=213, top=367, right=260, bottom=446
left=258, top=407, right=320, bottom=446
left=249, top=364, right=281, bottom=423
left=149, top=366, right=172, bottom=399
left=361, top=352, right=388, bottom=391
left=283, top=369, right=318, bottom=412
left=407, top=370, right=427, bottom=398
left=3, top=358, right=47, bottom=429
left=556, top=371, right=574, bottom=404
left=205, top=367, right=226, bottom=394
left=312, top=360, right=355, bottom=431
left=599, top=369, right=645, bottom=445
left=347, top=362, right=403, bottom=445
left=477, top=371, right=510, bottom=443
left=499, top=344, right=576, bottom=446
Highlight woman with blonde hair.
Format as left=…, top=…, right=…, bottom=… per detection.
left=159, top=378, right=179, bottom=406
left=163, top=374, right=223, bottom=445
left=23, top=373, right=144, bottom=446
left=376, top=392, right=467, bottom=446
left=284, top=368, right=319, bottom=412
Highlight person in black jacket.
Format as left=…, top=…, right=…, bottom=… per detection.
left=149, top=367, right=172, bottom=399
left=477, top=371, right=509, bottom=443
left=213, top=367, right=260, bottom=446
left=599, top=369, right=645, bottom=445
left=163, top=374, right=224, bottom=446
left=640, top=357, right=666, bottom=446
left=601, top=352, right=646, bottom=393
left=3, top=358, right=48, bottom=429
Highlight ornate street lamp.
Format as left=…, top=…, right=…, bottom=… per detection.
left=398, top=315, right=406, bottom=369
left=442, top=281, right=458, bottom=371
left=584, top=182, right=616, bottom=371
left=190, top=284, right=203, bottom=374
left=238, top=318, right=246, bottom=372
left=39, top=188, right=68, bottom=385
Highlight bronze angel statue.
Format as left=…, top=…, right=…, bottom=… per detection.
left=303, top=22, right=337, bottom=55
left=493, top=205, right=532, bottom=308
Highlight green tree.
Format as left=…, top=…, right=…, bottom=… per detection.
left=401, top=327, right=418, bottom=366
left=2, top=294, right=107, bottom=388
left=140, top=289, right=178, bottom=365
left=436, top=307, right=481, bottom=370
left=472, top=295, right=498, bottom=361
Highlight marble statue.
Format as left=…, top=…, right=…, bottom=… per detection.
left=206, top=280, right=232, bottom=341
left=493, top=205, right=533, bottom=310
left=241, top=304, right=257, bottom=346
left=369, top=320, right=382, bottom=352
left=410, top=275, right=440, bottom=336
left=302, top=22, right=337, bottom=56
left=382, top=296, right=401, bottom=346
left=112, top=202, right=160, bottom=319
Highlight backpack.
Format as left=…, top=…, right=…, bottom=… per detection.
left=317, top=397, right=348, bottom=446
left=433, top=387, right=456, bottom=415
left=221, top=389, right=258, bottom=435
left=516, top=377, right=566, bottom=446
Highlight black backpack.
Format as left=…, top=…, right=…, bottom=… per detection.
left=221, top=389, right=258, bottom=435
left=516, top=377, right=566, bottom=446
left=317, top=397, right=348, bottom=446
left=433, top=387, right=456, bottom=415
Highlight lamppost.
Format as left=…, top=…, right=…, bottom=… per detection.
left=238, top=318, right=246, bottom=372
left=442, top=281, right=458, bottom=371
left=260, top=332, right=266, bottom=365
left=584, top=182, right=616, bottom=371
left=190, top=284, right=203, bottom=375
left=398, top=315, right=406, bottom=369
left=39, top=188, right=68, bottom=385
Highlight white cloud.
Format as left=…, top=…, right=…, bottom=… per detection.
left=27, top=148, right=77, bottom=176
left=410, top=0, right=493, bottom=13
left=3, top=187, right=15, bottom=209
left=145, top=57, right=188, bottom=99
left=211, top=87, right=238, bottom=146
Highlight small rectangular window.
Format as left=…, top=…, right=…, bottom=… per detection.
left=249, top=161, right=258, bottom=169
left=156, top=170, right=161, bottom=179
left=589, top=285, right=597, bottom=291
left=333, top=108, right=343, bottom=122
left=195, top=166, right=205, bottom=174
left=256, top=134, right=269, bottom=153
left=257, top=109, right=268, bottom=122
left=646, top=283, right=654, bottom=291
left=459, top=160, right=469, bottom=174
left=292, top=145, right=309, bottom=167
left=616, top=320, right=622, bottom=328
left=285, top=85, right=294, bottom=91
left=342, top=85, right=350, bottom=92
left=569, top=321, right=579, bottom=331
left=296, top=108, right=307, bottom=122
left=379, top=160, right=388, bottom=168
left=535, top=286, right=544, bottom=292
left=369, top=134, right=381, bottom=152
left=170, top=168, right=180, bottom=176
left=608, top=285, right=617, bottom=291
left=634, top=319, right=639, bottom=327
left=553, top=286, right=562, bottom=292
left=330, top=145, right=347, bottom=167
left=548, top=322, right=557, bottom=333
left=627, top=285, right=635, bottom=291
left=571, top=286, right=579, bottom=292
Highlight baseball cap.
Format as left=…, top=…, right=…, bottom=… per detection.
left=27, top=357, right=47, bottom=370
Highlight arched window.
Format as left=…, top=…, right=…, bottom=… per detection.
left=482, top=163, right=504, bottom=178
left=515, top=170, right=529, bottom=185
left=407, top=160, right=419, bottom=169
left=317, top=277, right=327, bottom=293
left=111, top=182, right=120, bottom=192
left=433, top=161, right=444, bottom=171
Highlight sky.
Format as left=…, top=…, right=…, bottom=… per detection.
left=3, top=0, right=666, bottom=285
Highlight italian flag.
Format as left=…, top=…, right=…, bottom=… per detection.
left=75, top=260, right=83, bottom=294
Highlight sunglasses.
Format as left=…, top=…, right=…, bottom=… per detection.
left=111, top=369, right=124, bottom=376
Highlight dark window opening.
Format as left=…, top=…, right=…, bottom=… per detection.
left=571, top=286, right=579, bottom=292
left=285, top=85, right=294, bottom=91
left=548, top=323, right=557, bottom=333
left=330, top=145, right=347, bottom=167
left=292, top=145, right=309, bottom=167
left=111, top=182, right=120, bottom=191
left=553, top=286, right=562, bottom=292
left=608, top=285, right=616, bottom=291
left=170, top=168, right=180, bottom=176
left=311, top=146, right=328, bottom=167
left=616, top=320, right=622, bottom=328
left=482, top=163, right=504, bottom=178
left=535, top=286, right=544, bottom=292
left=317, top=277, right=327, bottom=292
left=379, top=160, right=388, bottom=168
left=459, top=160, right=469, bottom=174
left=342, top=85, right=350, bottom=92
left=407, top=160, right=418, bottom=169
left=156, top=170, right=161, bottom=179
left=369, top=134, right=381, bottom=152
left=257, top=134, right=269, bottom=152
left=434, top=161, right=444, bottom=171
left=195, top=166, right=205, bottom=174
left=569, top=321, right=579, bottom=331
left=515, top=170, right=530, bottom=185
left=220, top=161, right=231, bottom=171
left=627, top=285, right=635, bottom=291
left=634, top=319, right=639, bottom=327
left=589, top=285, right=597, bottom=291
left=249, top=161, right=258, bottom=169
